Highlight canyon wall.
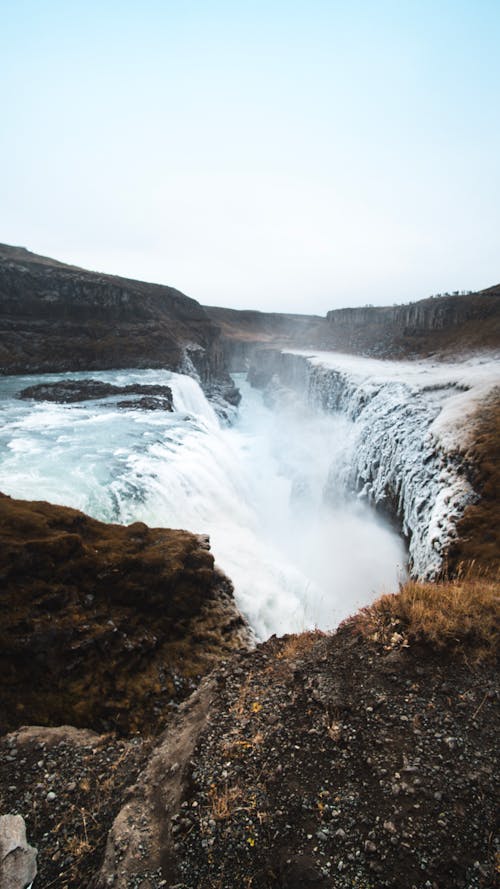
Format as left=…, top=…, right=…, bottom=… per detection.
left=0, top=244, right=231, bottom=390
left=325, top=287, right=500, bottom=357
left=248, top=349, right=495, bottom=579
left=207, top=286, right=500, bottom=365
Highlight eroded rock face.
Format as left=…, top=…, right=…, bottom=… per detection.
left=0, top=244, right=230, bottom=389
left=325, top=287, right=500, bottom=357
left=0, top=814, right=37, bottom=889
left=0, top=493, right=249, bottom=735
left=206, top=286, right=500, bottom=367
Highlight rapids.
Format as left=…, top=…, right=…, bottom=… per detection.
left=0, top=369, right=405, bottom=638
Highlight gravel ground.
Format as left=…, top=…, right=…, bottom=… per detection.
left=0, top=625, right=498, bottom=888
left=0, top=726, right=152, bottom=888
left=171, top=628, right=499, bottom=889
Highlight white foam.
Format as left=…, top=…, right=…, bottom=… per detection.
left=281, top=349, right=500, bottom=577
left=0, top=368, right=405, bottom=638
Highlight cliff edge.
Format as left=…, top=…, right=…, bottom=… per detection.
left=0, top=244, right=230, bottom=386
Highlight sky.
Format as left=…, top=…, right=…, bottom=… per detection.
left=1, top=0, right=499, bottom=314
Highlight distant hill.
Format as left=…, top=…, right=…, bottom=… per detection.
left=0, top=244, right=228, bottom=384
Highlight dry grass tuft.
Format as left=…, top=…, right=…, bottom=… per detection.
left=353, top=577, right=499, bottom=662
left=208, top=783, right=245, bottom=820
left=276, top=630, right=325, bottom=662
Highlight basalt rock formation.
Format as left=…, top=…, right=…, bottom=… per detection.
left=325, top=287, right=500, bottom=357
left=205, top=286, right=500, bottom=368
left=0, top=493, right=249, bottom=737
left=0, top=244, right=233, bottom=396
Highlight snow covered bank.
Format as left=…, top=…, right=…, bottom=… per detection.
left=263, top=350, right=500, bottom=578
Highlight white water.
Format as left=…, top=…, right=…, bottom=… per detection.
left=282, top=350, right=500, bottom=577
left=0, top=369, right=405, bottom=639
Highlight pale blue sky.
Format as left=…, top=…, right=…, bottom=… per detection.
left=1, top=1, right=499, bottom=312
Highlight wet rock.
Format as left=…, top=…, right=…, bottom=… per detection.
left=19, top=380, right=174, bottom=410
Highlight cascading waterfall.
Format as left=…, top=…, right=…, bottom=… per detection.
left=0, top=367, right=406, bottom=639
left=263, top=349, right=500, bottom=578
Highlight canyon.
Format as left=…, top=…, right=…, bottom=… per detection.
left=0, top=245, right=498, bottom=888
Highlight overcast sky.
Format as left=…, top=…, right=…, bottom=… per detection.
left=1, top=1, right=499, bottom=314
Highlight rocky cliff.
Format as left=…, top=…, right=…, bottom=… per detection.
left=206, top=286, right=500, bottom=368
left=0, top=493, right=248, bottom=736
left=203, top=306, right=329, bottom=370
left=2, top=590, right=496, bottom=889
left=325, top=287, right=500, bottom=357
left=0, top=245, right=232, bottom=390
left=247, top=349, right=500, bottom=580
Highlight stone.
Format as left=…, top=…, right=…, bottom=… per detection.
left=0, top=814, right=37, bottom=889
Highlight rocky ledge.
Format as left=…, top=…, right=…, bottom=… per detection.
left=0, top=493, right=249, bottom=737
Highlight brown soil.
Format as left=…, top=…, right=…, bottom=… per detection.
left=166, top=627, right=499, bottom=889
left=3, top=618, right=496, bottom=888
left=447, top=389, right=500, bottom=577
left=0, top=493, right=248, bottom=736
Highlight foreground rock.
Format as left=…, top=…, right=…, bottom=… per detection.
left=0, top=726, right=150, bottom=888
left=0, top=814, right=37, bottom=889
left=95, top=625, right=498, bottom=889
left=0, top=493, right=249, bottom=736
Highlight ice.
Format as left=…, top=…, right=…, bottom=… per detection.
left=280, top=350, right=500, bottom=577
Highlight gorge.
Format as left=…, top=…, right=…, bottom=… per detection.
left=0, top=245, right=498, bottom=889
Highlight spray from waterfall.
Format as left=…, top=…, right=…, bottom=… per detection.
left=0, top=368, right=406, bottom=638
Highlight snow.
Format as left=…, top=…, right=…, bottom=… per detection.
left=279, top=350, right=500, bottom=578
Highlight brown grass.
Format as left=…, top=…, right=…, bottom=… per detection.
left=447, top=390, right=500, bottom=578
left=208, top=783, right=245, bottom=820
left=276, top=630, right=325, bottom=662
left=353, top=577, right=499, bottom=662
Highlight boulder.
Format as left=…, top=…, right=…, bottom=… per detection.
left=0, top=815, right=37, bottom=889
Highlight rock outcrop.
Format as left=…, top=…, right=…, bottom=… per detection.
left=325, top=287, right=500, bottom=357
left=0, top=493, right=249, bottom=736
left=0, top=244, right=231, bottom=391
left=18, top=379, right=174, bottom=411
left=0, top=814, right=37, bottom=889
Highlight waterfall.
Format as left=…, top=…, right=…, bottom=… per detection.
left=0, top=367, right=406, bottom=639
left=261, top=349, right=499, bottom=578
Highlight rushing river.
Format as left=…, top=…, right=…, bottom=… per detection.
left=0, top=369, right=405, bottom=638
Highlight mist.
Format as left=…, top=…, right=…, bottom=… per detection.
left=0, top=369, right=405, bottom=639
